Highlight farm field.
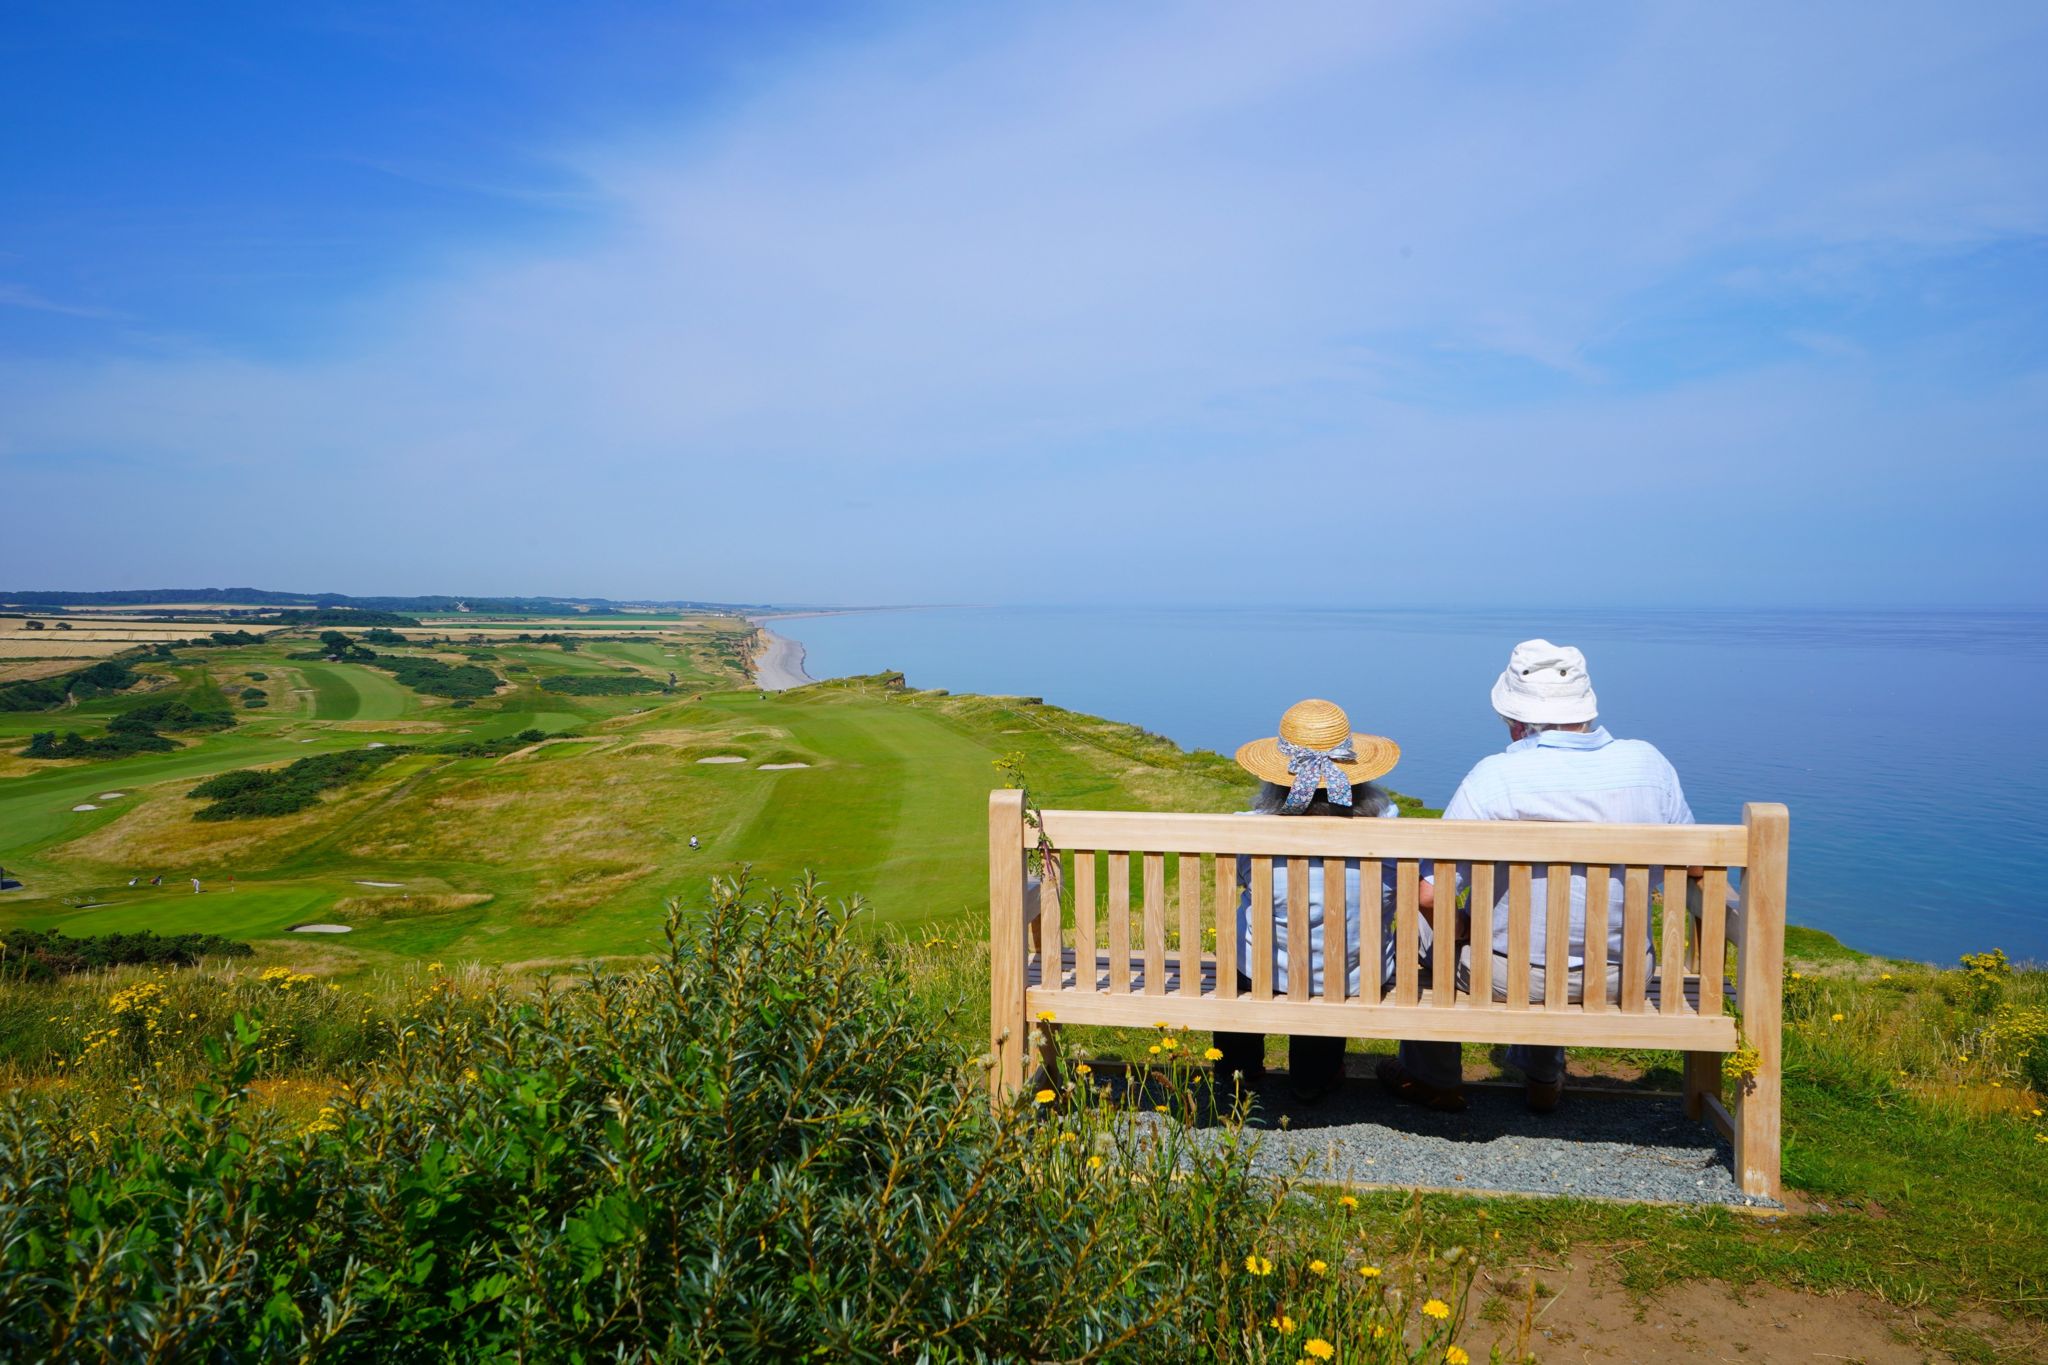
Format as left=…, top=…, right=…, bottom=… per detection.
left=0, top=612, right=1246, bottom=973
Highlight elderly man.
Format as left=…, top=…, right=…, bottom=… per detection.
left=1378, top=639, right=1697, bottom=1114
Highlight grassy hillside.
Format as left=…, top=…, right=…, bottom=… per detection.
left=0, top=623, right=1251, bottom=972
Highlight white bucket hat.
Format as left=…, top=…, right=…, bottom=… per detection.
left=1490, top=638, right=1598, bottom=725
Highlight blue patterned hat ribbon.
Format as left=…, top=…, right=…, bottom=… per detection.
left=1276, top=737, right=1356, bottom=814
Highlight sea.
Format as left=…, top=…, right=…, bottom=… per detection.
left=779, top=606, right=2048, bottom=965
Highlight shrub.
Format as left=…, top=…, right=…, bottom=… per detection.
left=0, top=878, right=1478, bottom=1362
left=247, top=671, right=269, bottom=681
left=0, top=929, right=252, bottom=983
left=539, top=674, right=665, bottom=696
left=187, top=747, right=409, bottom=820
left=369, top=656, right=500, bottom=699
left=243, top=697, right=269, bottom=709
left=112, top=698, right=233, bottom=734
left=0, top=660, right=141, bottom=712
left=19, top=728, right=177, bottom=760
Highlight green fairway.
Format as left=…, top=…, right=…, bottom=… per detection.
left=294, top=660, right=416, bottom=721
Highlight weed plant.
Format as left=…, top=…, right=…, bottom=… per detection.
left=0, top=878, right=1483, bottom=1362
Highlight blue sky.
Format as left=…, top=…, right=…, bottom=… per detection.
left=3, top=1, right=2045, bottom=607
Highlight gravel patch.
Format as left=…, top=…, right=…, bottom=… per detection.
left=1239, top=1079, right=1773, bottom=1208
left=1118, top=1068, right=1779, bottom=1210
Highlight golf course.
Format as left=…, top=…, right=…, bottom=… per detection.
left=0, top=610, right=1250, bottom=971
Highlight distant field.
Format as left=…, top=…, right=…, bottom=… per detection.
left=0, top=611, right=1250, bottom=974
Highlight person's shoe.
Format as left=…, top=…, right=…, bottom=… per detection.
left=1287, top=1072, right=1336, bottom=1106
left=1374, top=1058, right=1467, bottom=1113
left=1525, top=1075, right=1564, bottom=1114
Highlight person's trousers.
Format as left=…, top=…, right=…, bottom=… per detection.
left=1397, top=954, right=1645, bottom=1091
left=1212, top=975, right=1345, bottom=1091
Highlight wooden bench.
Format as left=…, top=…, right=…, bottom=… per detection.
left=988, top=790, right=1789, bottom=1200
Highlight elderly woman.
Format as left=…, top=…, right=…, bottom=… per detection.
left=1214, top=699, right=1424, bottom=1106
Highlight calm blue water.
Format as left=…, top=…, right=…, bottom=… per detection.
left=784, top=607, right=2048, bottom=965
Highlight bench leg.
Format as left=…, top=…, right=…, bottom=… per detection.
left=1683, top=1050, right=1722, bottom=1121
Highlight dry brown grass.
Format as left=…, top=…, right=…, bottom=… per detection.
left=525, top=862, right=660, bottom=921
left=55, top=768, right=412, bottom=870
left=0, top=657, right=93, bottom=682
left=0, top=639, right=148, bottom=659
left=328, top=891, right=494, bottom=921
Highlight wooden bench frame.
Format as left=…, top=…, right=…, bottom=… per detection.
left=988, top=790, right=1789, bottom=1199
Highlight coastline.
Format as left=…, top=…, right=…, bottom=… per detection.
left=746, top=618, right=816, bottom=690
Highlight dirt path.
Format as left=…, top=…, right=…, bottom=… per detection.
left=1469, top=1254, right=1970, bottom=1363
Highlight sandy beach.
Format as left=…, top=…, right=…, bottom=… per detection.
left=748, top=621, right=815, bottom=690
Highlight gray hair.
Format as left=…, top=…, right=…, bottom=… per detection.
left=1251, top=779, right=1392, bottom=818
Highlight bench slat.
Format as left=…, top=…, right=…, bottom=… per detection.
left=1033, top=810, right=1749, bottom=865
left=1585, top=865, right=1611, bottom=1013
left=1074, top=853, right=1097, bottom=994
left=1661, top=865, right=1687, bottom=1017
left=1287, top=856, right=1311, bottom=1001
left=1108, top=852, right=1131, bottom=993
left=1143, top=853, right=1166, bottom=997
left=1395, top=860, right=1421, bottom=1006
left=1546, top=863, right=1572, bottom=1012
left=1506, top=865, right=1532, bottom=1009
left=1697, top=867, right=1728, bottom=1016
left=1621, top=865, right=1651, bottom=1012
left=1468, top=863, right=1494, bottom=1006
left=1360, top=859, right=1383, bottom=1006
left=1250, top=857, right=1273, bottom=1000
left=1214, top=852, right=1237, bottom=1000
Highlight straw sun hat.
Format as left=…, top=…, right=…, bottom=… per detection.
left=1234, top=699, right=1400, bottom=791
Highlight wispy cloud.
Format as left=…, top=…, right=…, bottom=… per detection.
left=2, top=1, right=2045, bottom=604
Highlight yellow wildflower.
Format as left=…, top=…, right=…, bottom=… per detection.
left=1033, top=1089, right=1056, bottom=1105
left=1076, top=1063, right=1092, bottom=1077
left=1205, top=1046, right=1225, bottom=1061
left=1304, top=1339, right=1335, bottom=1360
left=1338, top=1194, right=1358, bottom=1209
left=1244, top=1254, right=1273, bottom=1276
left=1422, top=1298, right=1450, bottom=1320
left=1086, top=1154, right=1104, bottom=1169
left=1308, top=1259, right=1328, bottom=1275
left=1154, top=1104, right=1168, bottom=1114
left=1358, top=1264, right=1381, bottom=1279
left=1037, top=1010, right=1056, bottom=1022
left=1447, top=1348, right=1471, bottom=1365
left=427, top=962, right=444, bottom=973
left=1830, top=1013, right=1844, bottom=1023
left=1267, top=1314, right=1296, bottom=1332
left=1148, top=1044, right=1162, bottom=1055
left=461, top=1067, right=479, bottom=1083
left=1160, top=1037, right=1177, bottom=1050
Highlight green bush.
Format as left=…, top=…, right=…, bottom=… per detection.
left=112, top=698, right=233, bottom=734
left=19, top=728, right=177, bottom=760
left=370, top=656, right=500, bottom=699
left=0, top=660, right=142, bottom=712
left=539, top=674, right=665, bottom=695
left=0, top=929, right=251, bottom=983
left=187, top=748, right=409, bottom=820
left=0, top=879, right=1474, bottom=1362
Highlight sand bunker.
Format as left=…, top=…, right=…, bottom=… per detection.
left=758, top=762, right=811, bottom=770
left=696, top=755, right=746, bottom=764
left=292, top=923, right=353, bottom=934
left=72, top=803, right=98, bottom=812
left=98, top=792, right=126, bottom=799
left=355, top=880, right=404, bottom=888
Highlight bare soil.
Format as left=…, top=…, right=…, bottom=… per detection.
left=1470, top=1254, right=1967, bottom=1363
